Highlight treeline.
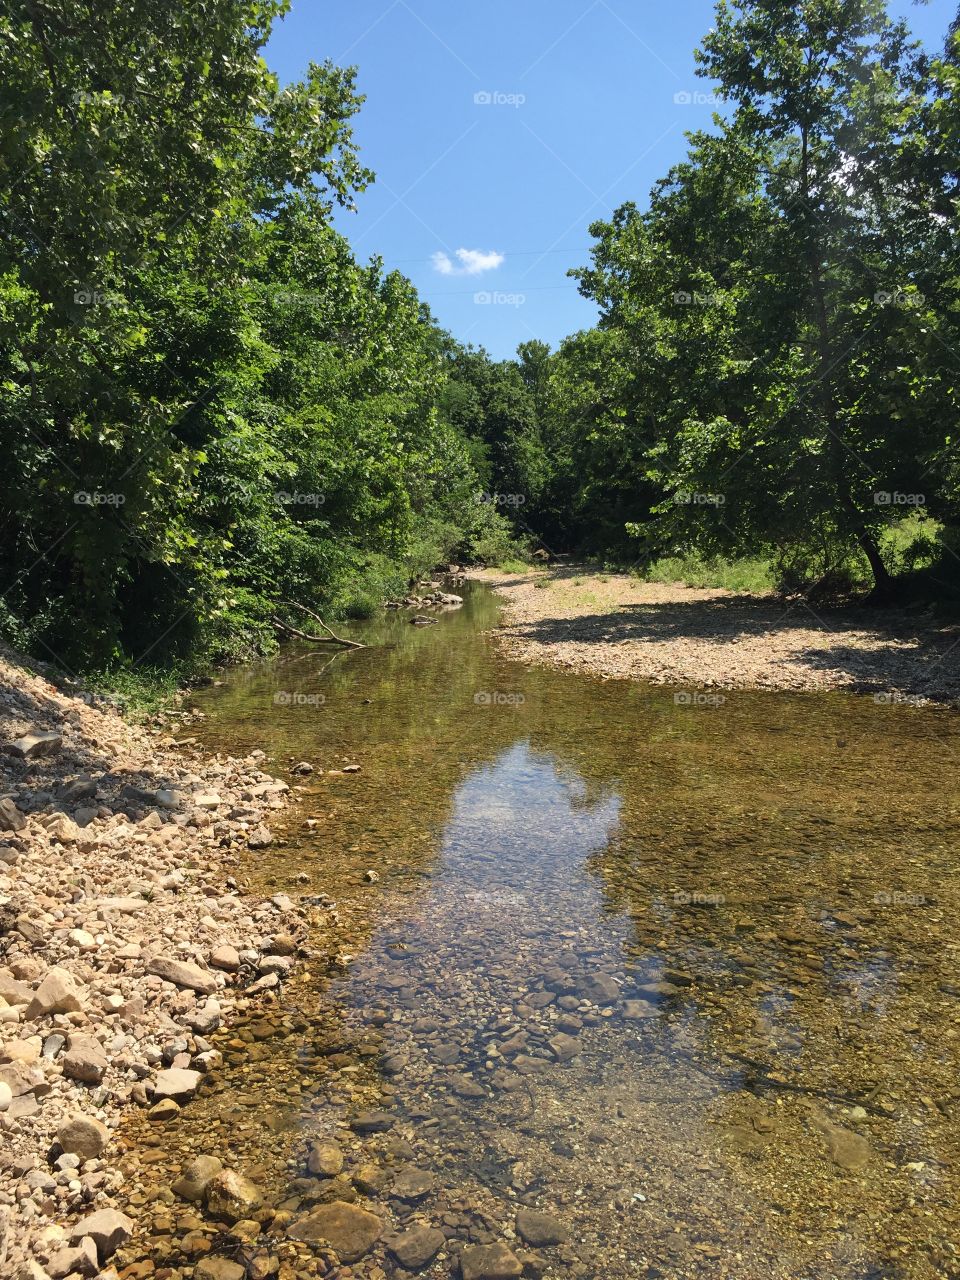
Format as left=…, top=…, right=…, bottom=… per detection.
left=0, top=0, right=520, bottom=671
left=4, top=1, right=960, bottom=678
left=481, top=0, right=960, bottom=601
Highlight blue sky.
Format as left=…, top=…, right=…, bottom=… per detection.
left=266, top=0, right=955, bottom=360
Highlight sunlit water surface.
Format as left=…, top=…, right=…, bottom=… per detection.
left=122, top=583, right=960, bottom=1280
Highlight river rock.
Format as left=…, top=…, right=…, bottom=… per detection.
left=146, top=956, right=217, bottom=994
left=389, top=1225, right=445, bottom=1269
left=580, top=974, right=620, bottom=1004
left=25, top=967, right=84, bottom=1018
left=205, top=1169, right=264, bottom=1223
left=148, top=1097, right=180, bottom=1121
left=623, top=999, right=658, bottom=1019
left=0, top=1061, right=43, bottom=1096
left=7, top=730, right=62, bottom=759
left=173, top=1154, right=223, bottom=1202
left=287, top=1202, right=383, bottom=1262
left=548, top=1033, right=579, bottom=1062
left=1, top=1037, right=40, bottom=1064
left=58, top=1114, right=109, bottom=1159
left=209, top=945, right=240, bottom=972
left=48, top=1237, right=98, bottom=1278
left=153, top=1067, right=201, bottom=1101
left=0, top=973, right=32, bottom=1005
left=515, top=1209, right=569, bottom=1246
left=817, top=1121, right=873, bottom=1170
left=306, top=1139, right=343, bottom=1178
left=194, top=1259, right=246, bottom=1280
left=350, top=1109, right=394, bottom=1133
left=0, top=799, right=26, bottom=832
left=62, top=1036, right=108, bottom=1084
left=190, top=997, right=221, bottom=1035
left=390, top=1167, right=435, bottom=1201
left=59, top=775, right=97, bottom=803
left=67, top=1209, right=133, bottom=1260
left=460, top=1243, right=523, bottom=1280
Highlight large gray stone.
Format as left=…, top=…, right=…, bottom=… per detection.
left=515, top=1208, right=569, bottom=1247
left=0, top=799, right=26, bottom=832
left=205, top=1169, right=264, bottom=1224
left=146, top=956, right=217, bottom=994
left=460, top=1244, right=523, bottom=1280
left=7, top=731, right=62, bottom=760
left=62, top=1036, right=108, bottom=1085
left=67, top=1209, right=133, bottom=1260
left=172, top=1154, right=223, bottom=1202
left=153, top=1067, right=202, bottom=1101
left=287, top=1202, right=383, bottom=1262
left=25, top=967, right=84, bottom=1019
left=389, top=1225, right=445, bottom=1270
left=58, top=1114, right=109, bottom=1159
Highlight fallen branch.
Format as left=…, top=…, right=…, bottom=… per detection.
left=273, top=603, right=365, bottom=649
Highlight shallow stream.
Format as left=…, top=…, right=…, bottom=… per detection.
left=121, top=582, right=960, bottom=1280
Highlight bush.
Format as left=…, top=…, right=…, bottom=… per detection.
left=639, top=553, right=777, bottom=593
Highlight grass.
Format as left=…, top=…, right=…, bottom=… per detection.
left=637, top=553, right=778, bottom=594
left=83, top=663, right=192, bottom=720
left=495, top=557, right=532, bottom=574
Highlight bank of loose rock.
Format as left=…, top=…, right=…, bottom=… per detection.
left=0, top=647, right=323, bottom=1279
left=472, top=565, right=960, bottom=704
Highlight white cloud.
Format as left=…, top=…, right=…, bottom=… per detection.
left=432, top=248, right=504, bottom=277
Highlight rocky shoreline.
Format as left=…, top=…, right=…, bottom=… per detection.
left=0, top=647, right=318, bottom=1280
left=470, top=565, right=960, bottom=704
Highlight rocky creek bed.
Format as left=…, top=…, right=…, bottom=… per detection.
left=3, top=581, right=959, bottom=1280
left=470, top=566, right=960, bottom=704
left=0, top=647, right=322, bottom=1280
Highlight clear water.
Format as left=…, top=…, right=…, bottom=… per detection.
left=125, top=582, right=960, bottom=1280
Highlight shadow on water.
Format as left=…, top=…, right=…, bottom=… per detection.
left=124, top=581, right=960, bottom=1280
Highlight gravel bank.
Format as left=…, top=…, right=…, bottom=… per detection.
left=472, top=566, right=960, bottom=704
left=0, top=647, right=322, bottom=1280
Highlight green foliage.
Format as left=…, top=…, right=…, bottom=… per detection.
left=494, top=0, right=960, bottom=603
left=0, top=0, right=495, bottom=671
left=3, top=0, right=957, bottom=672
left=639, top=554, right=778, bottom=594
